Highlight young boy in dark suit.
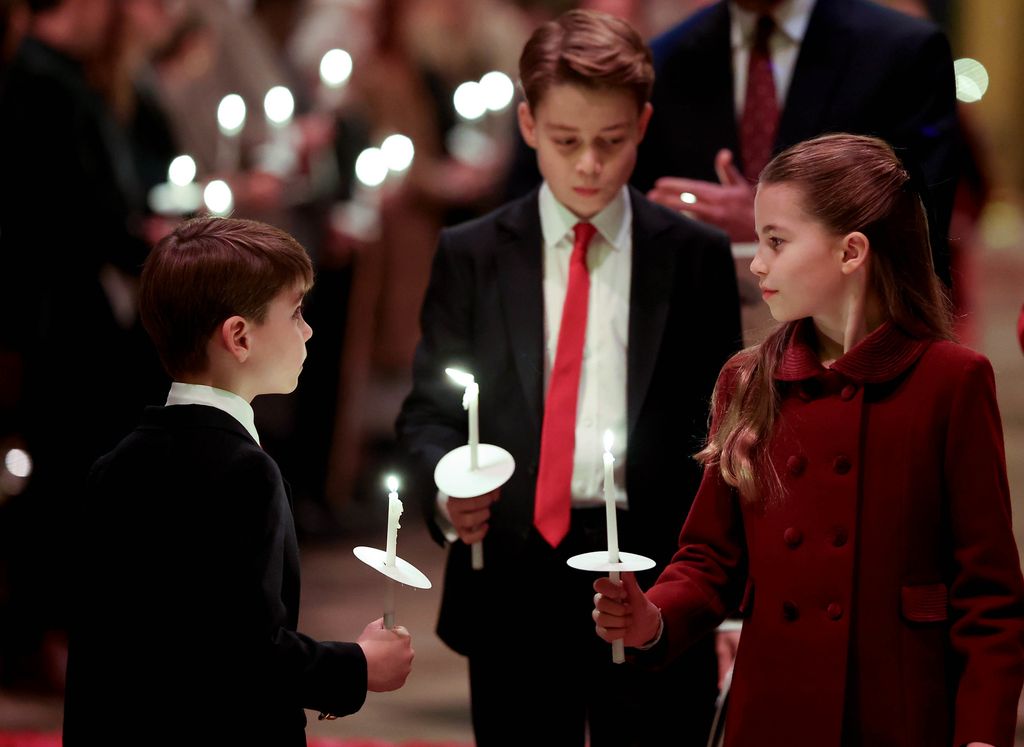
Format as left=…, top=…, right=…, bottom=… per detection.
left=63, top=217, right=414, bottom=747
left=397, top=10, right=742, bottom=746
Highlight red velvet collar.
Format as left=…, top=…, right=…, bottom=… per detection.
left=774, top=319, right=930, bottom=384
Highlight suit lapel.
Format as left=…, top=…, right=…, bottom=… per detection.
left=627, top=189, right=675, bottom=439
left=776, top=0, right=854, bottom=148
left=495, top=191, right=545, bottom=433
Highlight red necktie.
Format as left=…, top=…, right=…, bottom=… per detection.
left=534, top=222, right=597, bottom=547
left=739, top=15, right=779, bottom=182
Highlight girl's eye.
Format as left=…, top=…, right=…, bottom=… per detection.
left=293, top=305, right=305, bottom=319
left=555, top=139, right=577, bottom=147
left=768, top=236, right=783, bottom=250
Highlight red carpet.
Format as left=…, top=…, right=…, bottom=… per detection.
left=0, top=736, right=471, bottom=747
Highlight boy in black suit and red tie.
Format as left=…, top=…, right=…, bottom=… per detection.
left=397, top=10, right=742, bottom=746
left=63, top=217, right=414, bottom=747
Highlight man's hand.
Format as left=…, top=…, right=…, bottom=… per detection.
left=357, top=618, right=414, bottom=692
left=592, top=572, right=662, bottom=649
left=646, top=149, right=758, bottom=242
left=446, top=489, right=499, bottom=545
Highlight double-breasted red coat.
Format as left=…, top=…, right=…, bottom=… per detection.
left=647, top=320, right=1024, bottom=747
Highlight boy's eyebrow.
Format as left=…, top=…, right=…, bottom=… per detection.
left=547, top=122, right=631, bottom=133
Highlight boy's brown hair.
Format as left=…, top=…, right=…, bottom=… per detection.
left=139, top=217, right=313, bottom=379
left=518, top=9, right=653, bottom=112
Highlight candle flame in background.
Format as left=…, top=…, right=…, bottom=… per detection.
left=168, top=155, right=197, bottom=186
left=386, top=474, right=400, bottom=493
left=354, top=147, right=388, bottom=187
left=319, top=48, right=353, bottom=88
left=445, top=367, right=475, bottom=387
left=453, top=81, right=487, bottom=121
left=203, top=179, right=234, bottom=215
left=479, top=71, right=515, bottom=112
left=217, top=93, right=246, bottom=135
left=954, top=57, right=989, bottom=103
left=603, top=429, right=614, bottom=453
left=4, top=448, right=32, bottom=479
left=381, top=134, right=415, bottom=172
left=264, top=86, right=295, bottom=126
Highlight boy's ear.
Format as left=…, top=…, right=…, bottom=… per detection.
left=636, top=102, right=653, bottom=142
left=517, top=101, right=538, bottom=149
left=219, top=315, right=251, bottom=362
left=839, top=231, right=870, bottom=275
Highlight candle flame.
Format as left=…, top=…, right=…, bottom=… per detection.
left=385, top=474, right=400, bottom=492
left=603, top=429, right=614, bottom=453
left=445, top=367, right=475, bottom=387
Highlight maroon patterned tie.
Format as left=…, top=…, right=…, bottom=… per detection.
left=534, top=222, right=597, bottom=547
left=739, top=15, right=779, bottom=182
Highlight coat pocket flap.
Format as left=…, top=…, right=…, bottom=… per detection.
left=901, top=583, right=948, bottom=623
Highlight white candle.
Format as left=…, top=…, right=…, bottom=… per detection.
left=384, top=475, right=403, bottom=568
left=445, top=368, right=480, bottom=470
left=603, top=430, right=625, bottom=664
left=466, top=381, right=479, bottom=470
left=603, top=430, right=620, bottom=562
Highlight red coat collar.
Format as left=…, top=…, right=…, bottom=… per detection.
left=774, top=319, right=930, bottom=384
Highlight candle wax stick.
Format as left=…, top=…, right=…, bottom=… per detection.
left=467, top=382, right=479, bottom=470
left=603, top=451, right=620, bottom=562
left=383, top=578, right=396, bottom=630
left=471, top=541, right=483, bottom=570
left=385, top=490, right=403, bottom=567
left=610, top=570, right=625, bottom=664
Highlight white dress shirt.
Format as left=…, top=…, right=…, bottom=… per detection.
left=165, top=382, right=260, bottom=445
left=730, top=0, right=817, bottom=116
left=539, top=183, right=630, bottom=508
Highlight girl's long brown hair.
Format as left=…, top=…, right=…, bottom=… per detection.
left=697, top=134, right=954, bottom=503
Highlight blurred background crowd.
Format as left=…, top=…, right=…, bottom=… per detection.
left=0, top=0, right=1022, bottom=736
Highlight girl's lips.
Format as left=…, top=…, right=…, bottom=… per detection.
left=574, top=187, right=600, bottom=196
left=762, top=289, right=778, bottom=299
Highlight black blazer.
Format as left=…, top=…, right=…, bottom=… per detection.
left=634, top=0, right=958, bottom=285
left=63, top=405, right=367, bottom=747
left=396, top=187, right=742, bottom=654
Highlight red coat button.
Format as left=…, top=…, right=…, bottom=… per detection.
left=840, top=384, right=858, bottom=401
left=783, top=527, right=803, bottom=548
left=826, top=602, right=843, bottom=620
left=833, top=455, right=852, bottom=474
left=786, top=455, right=806, bottom=476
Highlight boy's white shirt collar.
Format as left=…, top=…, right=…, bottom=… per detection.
left=165, top=382, right=260, bottom=445
left=729, top=0, right=816, bottom=48
left=539, top=182, right=632, bottom=252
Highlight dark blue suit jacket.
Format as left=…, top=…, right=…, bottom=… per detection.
left=63, top=405, right=367, bottom=746
left=635, top=0, right=958, bottom=285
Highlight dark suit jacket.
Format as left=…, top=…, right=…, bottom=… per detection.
left=396, top=187, right=742, bottom=654
left=634, top=0, right=958, bottom=286
left=63, top=405, right=367, bottom=747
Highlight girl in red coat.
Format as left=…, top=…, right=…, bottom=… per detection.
left=593, top=134, right=1024, bottom=747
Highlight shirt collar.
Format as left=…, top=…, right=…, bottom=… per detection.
left=165, top=382, right=260, bottom=445
left=538, top=182, right=631, bottom=253
left=730, top=0, right=817, bottom=49
left=774, top=318, right=930, bottom=384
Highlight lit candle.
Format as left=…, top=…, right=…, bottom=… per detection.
left=603, top=430, right=624, bottom=664
left=603, top=430, right=620, bottom=562
left=385, top=474, right=403, bottom=568
left=383, top=474, right=402, bottom=630
left=445, top=368, right=479, bottom=470
left=216, top=93, right=246, bottom=173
